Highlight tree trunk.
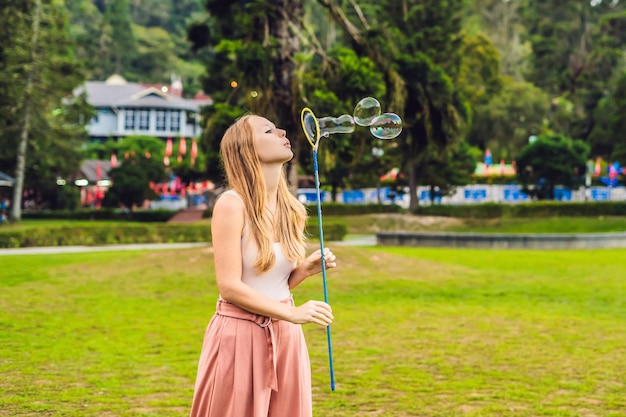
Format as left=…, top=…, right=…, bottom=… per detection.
left=12, top=0, right=42, bottom=222
left=270, top=0, right=303, bottom=194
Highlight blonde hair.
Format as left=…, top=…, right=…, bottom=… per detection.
left=220, top=115, right=307, bottom=273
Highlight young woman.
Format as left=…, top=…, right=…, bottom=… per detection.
left=190, top=115, right=337, bottom=417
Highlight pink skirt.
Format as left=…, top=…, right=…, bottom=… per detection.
left=190, top=297, right=312, bottom=417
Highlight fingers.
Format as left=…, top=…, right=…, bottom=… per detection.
left=300, top=300, right=334, bottom=327
left=323, top=248, right=337, bottom=269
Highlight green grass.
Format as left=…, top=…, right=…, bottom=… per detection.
left=1, top=245, right=625, bottom=416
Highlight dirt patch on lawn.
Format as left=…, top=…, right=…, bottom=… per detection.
left=363, top=213, right=464, bottom=232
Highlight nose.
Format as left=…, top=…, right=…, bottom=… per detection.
left=277, top=128, right=286, bottom=137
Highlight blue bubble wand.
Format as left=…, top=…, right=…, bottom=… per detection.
left=300, top=107, right=336, bottom=391
left=300, top=97, right=403, bottom=391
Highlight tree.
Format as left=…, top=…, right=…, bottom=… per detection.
left=102, top=0, right=135, bottom=75
left=298, top=46, right=386, bottom=197
left=317, top=0, right=470, bottom=210
left=102, top=154, right=161, bottom=211
left=521, top=1, right=626, bottom=140
left=469, top=77, right=550, bottom=160
left=0, top=0, right=89, bottom=221
left=188, top=0, right=304, bottom=190
left=588, top=71, right=626, bottom=163
left=516, top=134, right=590, bottom=200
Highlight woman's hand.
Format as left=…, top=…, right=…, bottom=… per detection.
left=289, top=300, right=333, bottom=326
left=301, top=248, right=337, bottom=277
left=289, top=248, right=337, bottom=289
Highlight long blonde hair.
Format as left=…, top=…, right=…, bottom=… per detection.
left=220, top=115, right=307, bottom=273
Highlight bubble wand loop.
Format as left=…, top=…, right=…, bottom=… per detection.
left=300, top=107, right=335, bottom=391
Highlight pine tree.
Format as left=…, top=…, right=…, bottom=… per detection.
left=188, top=0, right=304, bottom=189
left=317, top=0, right=469, bottom=210
left=0, top=0, right=90, bottom=220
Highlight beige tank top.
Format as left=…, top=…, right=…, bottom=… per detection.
left=220, top=190, right=295, bottom=301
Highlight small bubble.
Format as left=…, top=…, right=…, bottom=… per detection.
left=353, top=97, right=381, bottom=127
left=370, top=113, right=402, bottom=140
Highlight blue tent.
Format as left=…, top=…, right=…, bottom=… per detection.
left=0, top=171, right=15, bottom=187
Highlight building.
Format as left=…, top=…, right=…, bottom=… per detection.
left=76, top=74, right=213, bottom=142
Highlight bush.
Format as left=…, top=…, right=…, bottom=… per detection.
left=305, top=203, right=405, bottom=216
left=0, top=223, right=209, bottom=248
left=21, top=209, right=177, bottom=222
left=306, top=219, right=348, bottom=241
left=413, top=201, right=626, bottom=218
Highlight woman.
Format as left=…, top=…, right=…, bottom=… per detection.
left=190, top=115, right=337, bottom=417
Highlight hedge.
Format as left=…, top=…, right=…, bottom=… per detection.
left=305, top=203, right=405, bottom=216
left=0, top=224, right=209, bottom=249
left=414, top=201, right=626, bottom=219
left=0, top=220, right=348, bottom=248
left=21, top=209, right=177, bottom=222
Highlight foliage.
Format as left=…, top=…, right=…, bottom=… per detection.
left=588, top=71, right=626, bottom=163
left=67, top=0, right=205, bottom=93
left=0, top=0, right=91, bottom=217
left=298, top=46, right=387, bottom=194
left=316, top=0, right=472, bottom=210
left=102, top=154, right=163, bottom=211
left=469, top=77, right=550, bottom=160
left=0, top=222, right=208, bottom=248
left=188, top=0, right=304, bottom=187
left=516, top=134, right=590, bottom=199
left=521, top=1, right=626, bottom=141
left=415, top=200, right=626, bottom=219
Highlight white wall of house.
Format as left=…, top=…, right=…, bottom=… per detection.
left=88, top=108, right=118, bottom=137
left=87, top=107, right=199, bottom=139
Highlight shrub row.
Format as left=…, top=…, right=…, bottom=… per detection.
left=203, top=203, right=404, bottom=219
left=0, top=220, right=348, bottom=248
left=21, top=209, right=177, bottom=222
left=305, top=219, right=348, bottom=241
left=414, top=201, right=626, bottom=219
left=305, top=203, right=405, bottom=216
left=0, top=224, right=209, bottom=249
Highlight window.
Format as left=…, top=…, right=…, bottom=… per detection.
left=138, top=109, right=149, bottom=130
left=156, top=110, right=166, bottom=131
left=169, top=110, right=180, bottom=132
left=124, top=110, right=135, bottom=130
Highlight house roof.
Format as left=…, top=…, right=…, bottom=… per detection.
left=72, top=160, right=113, bottom=183
left=76, top=75, right=213, bottom=112
left=0, top=170, right=15, bottom=187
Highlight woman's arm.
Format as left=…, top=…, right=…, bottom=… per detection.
left=212, top=194, right=333, bottom=326
left=288, top=247, right=337, bottom=289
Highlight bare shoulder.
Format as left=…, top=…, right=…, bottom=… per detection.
left=211, top=192, right=245, bottom=235
left=214, top=191, right=244, bottom=213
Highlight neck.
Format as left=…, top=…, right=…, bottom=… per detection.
left=261, top=163, right=282, bottom=208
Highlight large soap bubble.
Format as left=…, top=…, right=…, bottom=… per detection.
left=353, top=97, right=381, bottom=127
left=318, top=114, right=356, bottom=137
left=370, top=113, right=403, bottom=139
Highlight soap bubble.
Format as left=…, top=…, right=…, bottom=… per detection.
left=353, top=97, right=381, bottom=126
left=370, top=113, right=402, bottom=140
left=318, top=114, right=356, bottom=137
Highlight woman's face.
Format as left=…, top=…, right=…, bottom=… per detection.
left=249, top=116, right=293, bottom=164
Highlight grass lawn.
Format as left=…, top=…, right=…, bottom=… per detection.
left=1, top=245, right=625, bottom=416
